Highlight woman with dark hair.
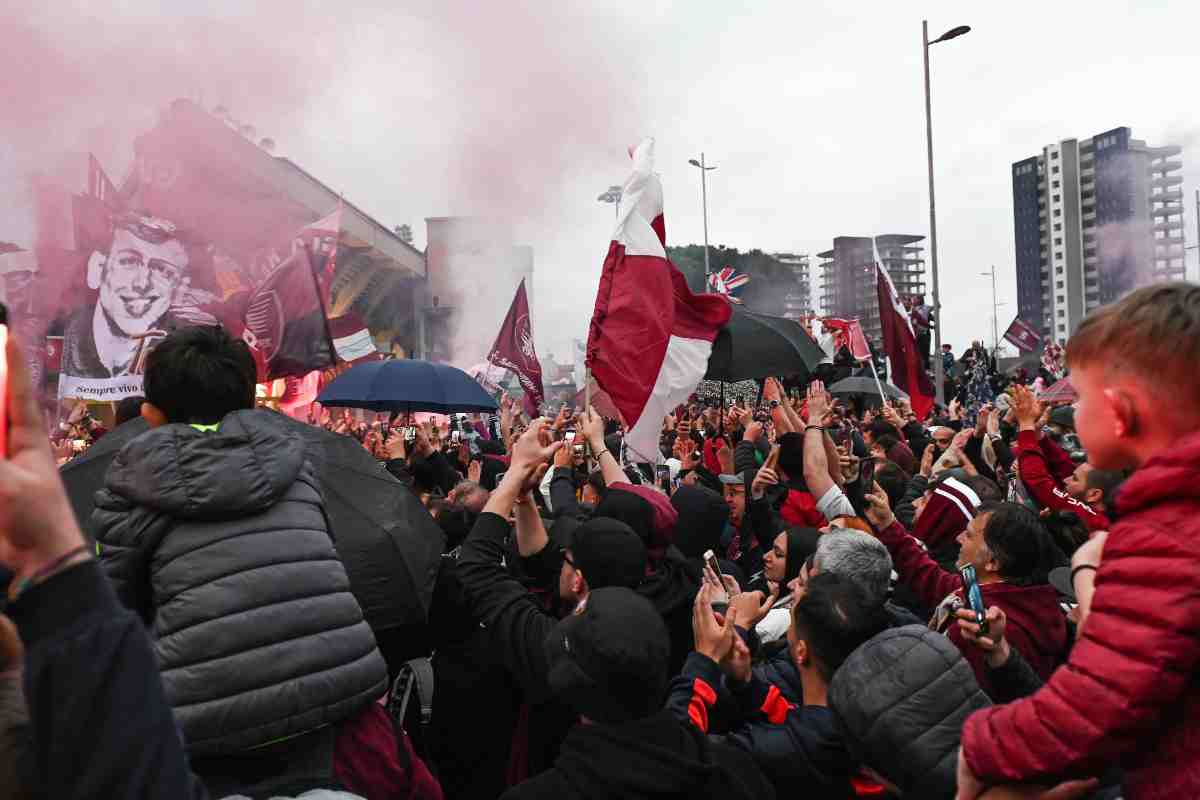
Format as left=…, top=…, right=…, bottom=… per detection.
left=752, top=526, right=821, bottom=643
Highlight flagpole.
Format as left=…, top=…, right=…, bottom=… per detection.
left=866, top=357, right=889, bottom=406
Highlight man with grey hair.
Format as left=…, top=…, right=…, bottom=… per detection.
left=449, top=480, right=489, bottom=513
left=811, top=531, right=923, bottom=628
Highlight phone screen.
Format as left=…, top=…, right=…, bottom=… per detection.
left=404, top=426, right=417, bottom=443
left=0, top=303, right=8, bottom=459
left=655, top=464, right=671, bottom=492
left=859, top=456, right=876, bottom=490
left=564, top=429, right=576, bottom=443
left=960, top=564, right=989, bottom=634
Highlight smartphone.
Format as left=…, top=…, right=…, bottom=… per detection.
left=564, top=429, right=576, bottom=443
left=960, top=564, right=989, bottom=635
left=859, top=456, right=877, bottom=490
left=451, top=430, right=461, bottom=444
left=404, top=426, right=417, bottom=444
left=762, top=444, right=781, bottom=472
left=703, top=549, right=723, bottom=578
left=0, top=302, right=7, bottom=459
left=655, top=464, right=671, bottom=492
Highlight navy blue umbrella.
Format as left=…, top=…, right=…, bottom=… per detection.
left=317, top=358, right=499, bottom=414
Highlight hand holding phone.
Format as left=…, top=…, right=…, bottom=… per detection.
left=960, top=564, right=989, bottom=636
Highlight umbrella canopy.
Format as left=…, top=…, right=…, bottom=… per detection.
left=705, top=305, right=826, bottom=383
left=318, top=358, right=499, bottom=414
left=828, top=375, right=909, bottom=402
left=60, top=414, right=444, bottom=634
left=1038, top=377, right=1077, bottom=404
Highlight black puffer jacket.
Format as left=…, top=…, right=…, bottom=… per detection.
left=828, top=625, right=991, bottom=800
left=93, top=409, right=388, bottom=757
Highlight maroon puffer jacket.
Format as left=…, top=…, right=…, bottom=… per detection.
left=962, top=430, right=1200, bottom=799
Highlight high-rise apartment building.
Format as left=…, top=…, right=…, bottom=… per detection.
left=773, top=252, right=813, bottom=319
left=817, top=234, right=926, bottom=344
left=1012, top=127, right=1184, bottom=345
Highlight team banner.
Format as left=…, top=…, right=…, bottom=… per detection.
left=487, top=278, right=544, bottom=417
left=1003, top=315, right=1042, bottom=354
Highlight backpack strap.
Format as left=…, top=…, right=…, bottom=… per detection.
left=390, top=656, right=435, bottom=729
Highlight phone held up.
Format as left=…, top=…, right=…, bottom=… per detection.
left=655, top=464, right=671, bottom=493
left=703, top=549, right=729, bottom=615
left=0, top=302, right=8, bottom=459
left=959, top=564, right=989, bottom=636
left=859, top=456, right=877, bottom=492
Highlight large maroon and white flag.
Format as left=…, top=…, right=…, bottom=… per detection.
left=818, top=317, right=871, bottom=361
left=1003, top=315, right=1042, bottom=354
left=487, top=278, right=544, bottom=418
left=586, top=138, right=732, bottom=463
left=875, top=257, right=935, bottom=421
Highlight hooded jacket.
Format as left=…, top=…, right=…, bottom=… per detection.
left=873, top=520, right=1068, bottom=698
left=501, top=710, right=775, bottom=800
left=92, top=409, right=388, bottom=756
left=829, top=626, right=991, bottom=800
left=1015, top=430, right=1110, bottom=533
left=962, top=429, right=1200, bottom=799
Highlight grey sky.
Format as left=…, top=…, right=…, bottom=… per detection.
left=5, top=0, right=1198, bottom=365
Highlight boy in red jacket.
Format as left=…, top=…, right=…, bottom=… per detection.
left=957, top=282, right=1200, bottom=800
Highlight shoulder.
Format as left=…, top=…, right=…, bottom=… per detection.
left=500, top=768, right=572, bottom=800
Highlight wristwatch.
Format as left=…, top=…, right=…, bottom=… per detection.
left=768, top=400, right=781, bottom=409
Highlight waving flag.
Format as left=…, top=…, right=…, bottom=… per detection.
left=876, top=255, right=935, bottom=420
left=1003, top=315, right=1042, bottom=354
left=586, top=138, right=732, bottom=463
left=488, top=279, right=545, bottom=418
left=706, top=266, right=750, bottom=301
left=819, top=318, right=871, bottom=361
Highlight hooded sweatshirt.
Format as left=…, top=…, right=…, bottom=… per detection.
left=874, top=520, right=1068, bottom=698
left=501, top=710, right=775, bottom=800
left=92, top=409, right=388, bottom=757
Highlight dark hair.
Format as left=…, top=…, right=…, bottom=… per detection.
left=866, top=419, right=896, bottom=441
left=143, top=326, right=256, bottom=424
left=791, top=572, right=889, bottom=683
left=978, top=501, right=1054, bottom=584
left=873, top=434, right=900, bottom=453
left=1085, top=468, right=1127, bottom=499
left=960, top=474, right=1003, bottom=504
left=114, top=396, right=145, bottom=426
left=875, top=460, right=908, bottom=508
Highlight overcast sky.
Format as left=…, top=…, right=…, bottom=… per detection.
left=5, top=0, right=1198, bottom=364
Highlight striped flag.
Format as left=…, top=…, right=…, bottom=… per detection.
left=586, top=138, right=731, bottom=463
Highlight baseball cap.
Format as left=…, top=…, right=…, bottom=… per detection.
left=543, top=587, right=670, bottom=723
left=1048, top=405, right=1075, bottom=430
left=719, top=472, right=745, bottom=486
left=558, top=517, right=646, bottom=590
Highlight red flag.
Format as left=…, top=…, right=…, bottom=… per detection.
left=820, top=318, right=871, bottom=361
left=329, top=311, right=380, bottom=364
left=1003, top=316, right=1042, bottom=354
left=487, top=279, right=544, bottom=418
left=586, top=138, right=732, bottom=462
left=241, top=243, right=336, bottom=381
left=876, top=259, right=935, bottom=420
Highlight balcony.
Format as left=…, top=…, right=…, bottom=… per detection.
left=1151, top=203, right=1183, bottom=218
left=1156, top=189, right=1183, bottom=203
left=1151, top=174, right=1184, bottom=189
left=1153, top=219, right=1184, bottom=233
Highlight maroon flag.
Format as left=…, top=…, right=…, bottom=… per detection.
left=1003, top=316, right=1042, bottom=354
left=820, top=318, right=871, bottom=361
left=487, top=279, right=544, bottom=417
left=876, top=260, right=935, bottom=420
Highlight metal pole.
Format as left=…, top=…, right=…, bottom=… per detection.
left=990, top=265, right=999, bottom=357
left=923, top=20, right=945, bottom=407
left=701, top=152, right=711, bottom=290
left=1195, top=189, right=1199, bottom=283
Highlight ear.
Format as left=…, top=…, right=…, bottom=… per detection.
left=1102, top=388, right=1137, bottom=438
left=1084, top=487, right=1104, bottom=506
left=572, top=571, right=588, bottom=597
left=790, top=634, right=808, bottom=667
left=141, top=402, right=169, bottom=428
left=86, top=251, right=107, bottom=290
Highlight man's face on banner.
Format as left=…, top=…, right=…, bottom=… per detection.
left=99, top=226, right=188, bottom=335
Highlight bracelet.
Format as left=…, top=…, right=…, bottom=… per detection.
left=1069, top=564, right=1098, bottom=585
left=804, top=426, right=824, bottom=433
left=592, top=449, right=610, bottom=461
left=10, top=545, right=91, bottom=602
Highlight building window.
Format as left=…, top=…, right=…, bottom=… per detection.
left=1052, top=180, right=1060, bottom=189
left=1056, top=251, right=1063, bottom=260
left=1056, top=266, right=1064, bottom=275
left=1056, top=280, right=1064, bottom=289
left=1054, top=237, right=1062, bottom=246
left=1054, top=209, right=1061, bottom=217
left=1057, top=295, right=1065, bottom=304
left=1051, top=152, right=1059, bottom=160
left=1052, top=166, right=1060, bottom=174
left=1058, top=324, right=1066, bottom=333
left=1057, top=310, right=1065, bottom=317
left=1054, top=223, right=1062, bottom=231
left=1053, top=194, right=1060, bottom=202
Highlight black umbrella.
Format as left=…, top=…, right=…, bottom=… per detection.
left=828, top=375, right=909, bottom=403
left=705, top=305, right=826, bottom=383
left=318, top=358, right=498, bottom=414
left=60, top=413, right=444, bottom=634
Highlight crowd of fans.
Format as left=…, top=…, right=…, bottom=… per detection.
left=1, top=281, right=1198, bottom=799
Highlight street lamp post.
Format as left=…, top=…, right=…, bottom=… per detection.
left=923, top=20, right=970, bottom=407
left=981, top=265, right=1002, bottom=357
left=597, top=185, right=623, bottom=220
left=688, top=154, right=717, bottom=290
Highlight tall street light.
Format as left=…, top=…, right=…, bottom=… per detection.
left=981, top=265, right=1005, bottom=358
left=689, top=154, right=717, bottom=290
left=597, top=185, right=622, bottom=220
left=923, top=20, right=970, bottom=406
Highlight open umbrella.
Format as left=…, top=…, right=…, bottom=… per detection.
left=828, top=375, right=909, bottom=403
left=318, top=358, right=499, bottom=414
left=704, top=305, right=826, bottom=383
left=60, top=414, right=444, bottom=636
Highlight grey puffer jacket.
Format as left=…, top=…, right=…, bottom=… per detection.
left=93, top=409, right=388, bottom=757
left=828, top=625, right=991, bottom=800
